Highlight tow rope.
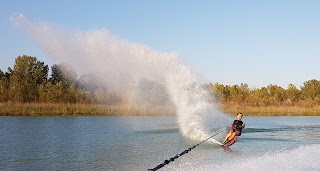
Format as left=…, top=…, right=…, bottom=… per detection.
left=147, top=129, right=226, bottom=171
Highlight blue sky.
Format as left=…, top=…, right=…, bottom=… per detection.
left=1, top=1, right=320, bottom=88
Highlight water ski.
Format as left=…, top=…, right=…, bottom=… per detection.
left=222, top=137, right=238, bottom=147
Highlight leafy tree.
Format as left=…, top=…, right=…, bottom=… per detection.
left=267, top=84, right=286, bottom=104
left=0, top=69, right=3, bottom=79
left=226, top=85, right=239, bottom=101
left=286, top=84, right=301, bottom=103
left=8, top=55, right=48, bottom=102
left=212, top=83, right=230, bottom=101
left=51, top=63, right=77, bottom=88
left=0, top=70, right=9, bottom=102
left=52, top=82, right=64, bottom=102
left=301, top=79, right=320, bottom=101
left=38, top=81, right=65, bottom=103
left=247, top=87, right=269, bottom=106
left=226, top=84, right=249, bottom=102
left=239, top=83, right=250, bottom=101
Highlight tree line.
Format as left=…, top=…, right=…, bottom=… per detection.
left=0, top=55, right=120, bottom=104
left=1, top=55, right=320, bottom=107
left=210, top=80, right=320, bottom=107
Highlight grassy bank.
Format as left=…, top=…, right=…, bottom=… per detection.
left=1, top=103, right=320, bottom=116
left=219, top=103, right=320, bottom=116
left=0, top=103, right=175, bottom=116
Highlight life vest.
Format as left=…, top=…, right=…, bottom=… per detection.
left=232, top=120, right=243, bottom=131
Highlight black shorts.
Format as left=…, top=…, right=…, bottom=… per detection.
left=232, top=128, right=242, bottom=136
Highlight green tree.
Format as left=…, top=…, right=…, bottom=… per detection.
left=286, top=84, right=301, bottom=104
left=0, top=69, right=3, bottom=79
left=227, top=84, right=250, bottom=102
left=226, top=85, right=240, bottom=101
left=247, top=87, right=269, bottom=106
left=52, top=82, right=64, bottom=102
left=8, top=55, right=49, bottom=102
left=267, top=84, right=287, bottom=105
left=239, top=83, right=250, bottom=101
left=38, top=81, right=63, bottom=103
left=0, top=69, right=10, bottom=102
left=51, top=63, right=77, bottom=88
left=300, top=79, right=320, bottom=102
left=212, top=83, right=230, bottom=102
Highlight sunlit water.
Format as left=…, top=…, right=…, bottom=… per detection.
left=1, top=116, right=320, bottom=171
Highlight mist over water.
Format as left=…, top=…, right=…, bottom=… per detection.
left=11, top=14, right=228, bottom=143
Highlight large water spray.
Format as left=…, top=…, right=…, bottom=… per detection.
left=11, top=14, right=228, bottom=144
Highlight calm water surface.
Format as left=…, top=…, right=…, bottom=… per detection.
left=1, top=116, right=320, bottom=171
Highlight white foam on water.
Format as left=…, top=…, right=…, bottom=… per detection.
left=11, top=13, right=228, bottom=143
left=193, top=144, right=320, bottom=171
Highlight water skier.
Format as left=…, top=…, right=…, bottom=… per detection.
left=223, top=112, right=246, bottom=145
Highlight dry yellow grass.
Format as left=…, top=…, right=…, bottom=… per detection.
left=0, top=103, right=175, bottom=116
left=218, top=103, right=320, bottom=116
left=1, top=102, right=320, bottom=116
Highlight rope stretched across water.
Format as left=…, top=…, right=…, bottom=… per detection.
left=147, top=129, right=226, bottom=171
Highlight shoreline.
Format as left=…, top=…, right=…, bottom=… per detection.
left=1, top=103, right=320, bottom=116
left=219, top=103, right=320, bottom=116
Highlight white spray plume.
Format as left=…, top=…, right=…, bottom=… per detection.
left=11, top=13, right=228, bottom=143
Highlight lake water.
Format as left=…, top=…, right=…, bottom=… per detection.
left=1, top=116, right=320, bottom=171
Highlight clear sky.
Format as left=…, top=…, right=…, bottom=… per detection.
left=1, top=0, right=320, bottom=88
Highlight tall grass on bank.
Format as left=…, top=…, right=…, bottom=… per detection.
left=2, top=102, right=320, bottom=116
left=219, top=102, right=320, bottom=116
left=0, top=103, right=175, bottom=116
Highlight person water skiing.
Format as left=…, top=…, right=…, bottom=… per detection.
left=223, top=112, right=245, bottom=145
